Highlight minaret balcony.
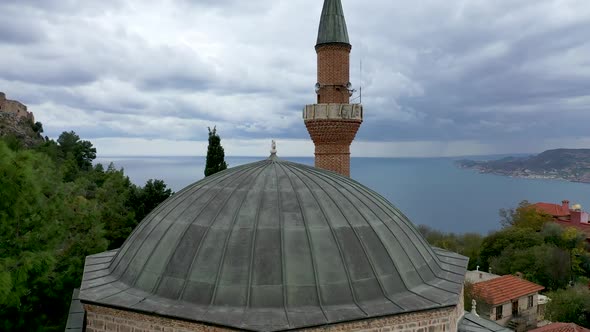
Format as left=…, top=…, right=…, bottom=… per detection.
left=303, top=103, right=363, bottom=121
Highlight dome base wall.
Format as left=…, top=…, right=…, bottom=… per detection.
left=84, top=298, right=463, bottom=332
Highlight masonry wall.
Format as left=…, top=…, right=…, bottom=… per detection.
left=84, top=300, right=463, bottom=332
left=316, top=44, right=351, bottom=104
left=303, top=303, right=463, bottom=332
left=304, top=119, right=362, bottom=176
left=0, top=92, right=34, bottom=122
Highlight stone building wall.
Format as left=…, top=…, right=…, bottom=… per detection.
left=84, top=299, right=463, bottom=332
left=0, top=92, right=34, bottom=122
left=304, top=304, right=462, bottom=332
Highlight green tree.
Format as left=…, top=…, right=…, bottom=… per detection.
left=0, top=161, right=59, bottom=328
left=92, top=167, right=173, bottom=250
left=499, top=200, right=552, bottom=231
left=417, top=225, right=483, bottom=270
left=545, top=285, right=590, bottom=327
left=129, top=179, right=173, bottom=222
left=0, top=133, right=174, bottom=330
left=0, top=140, right=107, bottom=330
left=480, top=227, right=544, bottom=270
left=39, top=182, right=107, bottom=330
left=490, top=244, right=572, bottom=290
left=461, top=233, right=485, bottom=270
left=541, top=223, right=590, bottom=281
left=484, top=220, right=590, bottom=290
left=57, top=131, right=97, bottom=172
left=1, top=134, right=24, bottom=151
left=96, top=164, right=137, bottom=250
left=35, top=139, right=61, bottom=164
left=204, top=126, right=228, bottom=177
left=31, top=121, right=43, bottom=134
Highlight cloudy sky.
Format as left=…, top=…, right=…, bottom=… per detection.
left=1, top=0, right=589, bottom=157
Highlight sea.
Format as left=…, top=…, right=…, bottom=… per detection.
left=95, top=155, right=590, bottom=234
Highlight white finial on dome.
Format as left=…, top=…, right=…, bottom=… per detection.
left=270, top=140, right=277, bottom=155
left=471, top=299, right=479, bottom=317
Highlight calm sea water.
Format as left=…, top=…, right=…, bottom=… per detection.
left=95, top=156, right=590, bottom=234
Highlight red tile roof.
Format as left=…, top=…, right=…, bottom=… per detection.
left=533, top=202, right=570, bottom=217
left=530, top=323, right=590, bottom=332
left=472, top=275, right=544, bottom=306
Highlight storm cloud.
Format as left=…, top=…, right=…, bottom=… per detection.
left=0, top=0, right=589, bottom=156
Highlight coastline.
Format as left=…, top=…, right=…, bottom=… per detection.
left=457, top=164, right=590, bottom=184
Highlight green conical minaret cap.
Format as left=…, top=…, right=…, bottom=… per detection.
left=316, top=0, right=350, bottom=46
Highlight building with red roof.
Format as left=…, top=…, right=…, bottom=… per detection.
left=533, top=200, right=571, bottom=217
left=530, top=323, right=590, bottom=332
left=532, top=200, right=590, bottom=241
left=473, top=275, right=545, bottom=330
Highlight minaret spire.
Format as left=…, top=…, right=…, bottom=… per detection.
left=316, top=0, right=350, bottom=46
left=303, top=0, right=363, bottom=177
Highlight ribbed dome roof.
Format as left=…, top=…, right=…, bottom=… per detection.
left=80, top=156, right=467, bottom=331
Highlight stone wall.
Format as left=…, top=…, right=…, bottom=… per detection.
left=84, top=305, right=233, bottom=332
left=84, top=301, right=463, bottom=332
left=303, top=304, right=462, bottom=332
left=0, top=92, right=34, bottom=123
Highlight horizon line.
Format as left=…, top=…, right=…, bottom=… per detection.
left=96, top=152, right=533, bottom=159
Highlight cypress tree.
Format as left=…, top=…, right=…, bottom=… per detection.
left=204, top=126, right=228, bottom=176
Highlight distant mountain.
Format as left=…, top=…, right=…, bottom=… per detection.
left=456, top=149, right=590, bottom=183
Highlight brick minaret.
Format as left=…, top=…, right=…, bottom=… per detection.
left=304, top=0, right=363, bottom=177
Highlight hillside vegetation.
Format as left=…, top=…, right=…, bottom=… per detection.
left=0, top=131, right=172, bottom=331
left=420, top=201, right=590, bottom=327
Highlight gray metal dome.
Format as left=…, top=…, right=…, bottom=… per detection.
left=79, top=156, right=467, bottom=331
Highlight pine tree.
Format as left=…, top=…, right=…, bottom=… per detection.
left=204, top=126, right=228, bottom=177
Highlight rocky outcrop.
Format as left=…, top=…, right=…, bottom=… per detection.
left=0, top=112, right=44, bottom=147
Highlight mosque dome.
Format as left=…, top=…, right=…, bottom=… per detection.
left=79, top=156, right=467, bottom=331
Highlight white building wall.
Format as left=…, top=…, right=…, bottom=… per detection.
left=489, top=293, right=539, bottom=327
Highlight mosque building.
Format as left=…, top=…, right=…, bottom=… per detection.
left=73, top=1, right=511, bottom=331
